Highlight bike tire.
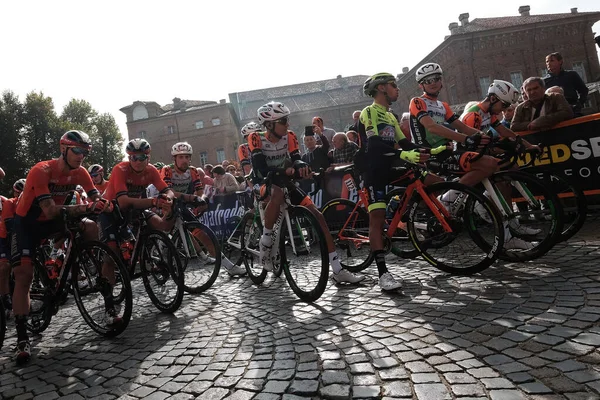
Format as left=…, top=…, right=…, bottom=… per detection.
left=490, top=170, right=563, bottom=261
left=172, top=222, right=221, bottom=294
left=407, top=181, right=504, bottom=275
left=320, top=198, right=374, bottom=273
left=281, top=206, right=329, bottom=302
left=240, top=210, right=267, bottom=285
left=140, top=230, right=184, bottom=313
left=26, top=259, right=53, bottom=334
left=384, top=188, right=421, bottom=260
left=222, top=215, right=244, bottom=266
left=71, top=241, right=133, bottom=338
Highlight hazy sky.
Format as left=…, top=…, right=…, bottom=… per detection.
left=1, top=0, right=599, bottom=137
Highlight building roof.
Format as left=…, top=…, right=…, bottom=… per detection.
left=452, top=11, right=600, bottom=35
left=119, top=101, right=162, bottom=113
left=161, top=99, right=216, bottom=112
left=229, top=75, right=370, bottom=120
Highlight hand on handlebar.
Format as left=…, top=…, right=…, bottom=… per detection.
left=86, top=198, right=112, bottom=214
left=400, top=149, right=429, bottom=164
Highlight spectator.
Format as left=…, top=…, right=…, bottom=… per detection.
left=501, top=104, right=516, bottom=129
left=212, top=165, right=240, bottom=194
left=312, top=116, right=336, bottom=145
left=226, top=165, right=237, bottom=175
left=399, top=112, right=411, bottom=142
left=347, top=110, right=361, bottom=132
left=328, top=132, right=359, bottom=167
left=546, top=86, right=564, bottom=95
left=222, top=160, right=230, bottom=169
left=204, top=164, right=214, bottom=178
left=543, top=52, right=588, bottom=116
left=511, top=77, right=574, bottom=132
left=346, top=130, right=359, bottom=145
left=301, top=130, right=330, bottom=172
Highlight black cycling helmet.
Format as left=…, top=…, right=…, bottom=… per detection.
left=363, top=73, right=396, bottom=97
left=126, top=138, right=151, bottom=155
left=88, top=164, right=104, bottom=175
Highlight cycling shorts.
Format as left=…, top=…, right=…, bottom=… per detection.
left=99, top=209, right=155, bottom=244
left=425, top=149, right=478, bottom=175
left=0, top=236, right=10, bottom=261
left=260, top=183, right=313, bottom=207
left=364, top=157, right=410, bottom=213
left=11, top=215, right=64, bottom=265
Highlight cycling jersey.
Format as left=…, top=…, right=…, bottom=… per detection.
left=409, top=94, right=459, bottom=148
left=16, top=159, right=98, bottom=221
left=359, top=102, right=405, bottom=150
left=94, top=178, right=110, bottom=194
left=237, top=143, right=251, bottom=167
left=103, top=162, right=168, bottom=201
left=460, top=103, right=501, bottom=132
left=248, top=130, right=300, bottom=179
left=160, top=165, right=204, bottom=195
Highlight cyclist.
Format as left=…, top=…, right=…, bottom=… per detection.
left=359, top=73, right=445, bottom=291
left=460, top=79, right=542, bottom=241
left=160, top=142, right=246, bottom=276
left=11, top=130, right=112, bottom=364
left=239, top=122, right=261, bottom=176
left=249, top=101, right=364, bottom=284
left=88, top=164, right=109, bottom=194
left=0, top=179, right=24, bottom=319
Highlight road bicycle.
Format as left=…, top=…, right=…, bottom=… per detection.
left=321, top=162, right=505, bottom=276
left=240, top=171, right=329, bottom=302
left=27, top=210, right=132, bottom=337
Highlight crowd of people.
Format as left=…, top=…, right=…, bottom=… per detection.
left=0, top=50, right=591, bottom=366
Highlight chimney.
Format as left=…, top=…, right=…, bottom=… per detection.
left=336, top=74, right=342, bottom=79
left=518, top=5, right=530, bottom=16
left=571, top=7, right=578, bottom=14
left=219, top=99, right=226, bottom=104
left=402, top=67, right=409, bottom=74
left=449, top=22, right=459, bottom=34
left=458, top=13, right=469, bottom=26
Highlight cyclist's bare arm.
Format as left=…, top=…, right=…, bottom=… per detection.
left=448, top=119, right=483, bottom=137
left=39, top=198, right=91, bottom=219
left=420, top=115, right=470, bottom=144
left=116, top=189, right=174, bottom=210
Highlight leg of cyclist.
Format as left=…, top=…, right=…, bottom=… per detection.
left=97, top=214, right=124, bottom=326
left=0, top=247, right=12, bottom=318
left=259, top=185, right=284, bottom=272
left=191, top=227, right=246, bottom=276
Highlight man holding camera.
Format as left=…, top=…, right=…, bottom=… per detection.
left=312, top=116, right=336, bottom=145
left=301, top=125, right=330, bottom=172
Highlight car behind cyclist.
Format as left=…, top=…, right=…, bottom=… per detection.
left=248, top=101, right=364, bottom=284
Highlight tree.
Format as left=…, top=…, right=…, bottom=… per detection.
left=22, top=91, right=63, bottom=166
left=0, top=91, right=26, bottom=194
left=87, top=113, right=124, bottom=173
left=61, top=99, right=97, bottom=131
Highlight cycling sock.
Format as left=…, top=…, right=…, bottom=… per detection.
left=15, top=315, right=28, bottom=342
left=329, top=252, right=342, bottom=274
left=373, top=250, right=388, bottom=276
left=503, top=221, right=512, bottom=240
left=222, top=256, right=234, bottom=270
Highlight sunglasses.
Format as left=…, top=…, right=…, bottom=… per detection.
left=387, top=82, right=398, bottom=88
left=130, top=154, right=149, bottom=162
left=422, top=76, right=442, bottom=85
left=501, top=101, right=512, bottom=109
left=70, top=147, right=90, bottom=157
left=275, top=116, right=289, bottom=125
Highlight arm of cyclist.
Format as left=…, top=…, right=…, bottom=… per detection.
left=494, top=124, right=540, bottom=151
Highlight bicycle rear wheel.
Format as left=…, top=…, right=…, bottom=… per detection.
left=321, top=198, right=373, bottom=273
left=71, top=241, right=132, bottom=337
left=172, top=222, right=221, bottom=294
left=281, top=206, right=329, bottom=302
left=27, top=259, right=53, bottom=334
left=408, top=181, right=504, bottom=275
left=140, top=230, right=184, bottom=313
left=240, top=211, right=267, bottom=285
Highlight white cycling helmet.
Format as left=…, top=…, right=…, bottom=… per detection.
left=488, top=80, right=520, bottom=104
left=241, top=121, right=261, bottom=137
left=416, top=63, right=443, bottom=83
left=257, top=101, right=290, bottom=124
left=171, top=142, right=193, bottom=156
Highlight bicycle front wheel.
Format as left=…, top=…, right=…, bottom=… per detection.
left=141, top=230, right=184, bottom=313
left=408, top=181, right=504, bottom=275
left=321, top=198, right=373, bottom=273
left=71, top=241, right=133, bottom=337
left=172, top=222, right=221, bottom=294
left=240, top=210, right=267, bottom=285
left=281, top=206, right=329, bottom=302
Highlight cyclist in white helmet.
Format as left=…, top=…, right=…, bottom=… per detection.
left=238, top=122, right=261, bottom=175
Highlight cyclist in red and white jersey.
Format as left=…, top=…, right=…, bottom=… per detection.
left=238, top=122, right=260, bottom=176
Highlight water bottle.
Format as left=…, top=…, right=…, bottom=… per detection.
left=386, top=195, right=401, bottom=220
left=120, top=240, right=134, bottom=261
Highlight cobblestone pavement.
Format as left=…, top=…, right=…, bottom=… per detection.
left=1, top=218, right=600, bottom=400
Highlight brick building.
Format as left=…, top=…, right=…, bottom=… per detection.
left=229, top=75, right=372, bottom=148
left=393, top=6, right=600, bottom=115
left=120, top=98, right=240, bottom=166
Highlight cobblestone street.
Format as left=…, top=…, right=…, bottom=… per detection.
left=1, top=218, right=599, bottom=400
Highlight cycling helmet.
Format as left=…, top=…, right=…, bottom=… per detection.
left=257, top=102, right=290, bottom=124
left=488, top=80, right=520, bottom=104
left=171, top=142, right=193, bottom=156
left=126, top=138, right=151, bottom=155
left=416, top=63, right=443, bottom=83
left=153, top=162, right=165, bottom=170
left=75, top=185, right=84, bottom=193
left=88, top=164, right=104, bottom=175
left=363, top=73, right=396, bottom=97
left=13, top=178, right=26, bottom=192
left=241, top=121, right=261, bottom=137
left=60, top=130, right=92, bottom=149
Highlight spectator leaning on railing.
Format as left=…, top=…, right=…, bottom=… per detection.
left=328, top=132, right=358, bottom=169
left=511, top=77, right=574, bottom=132
left=211, top=165, right=239, bottom=195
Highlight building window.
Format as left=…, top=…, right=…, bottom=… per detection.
left=449, top=85, right=458, bottom=105
left=199, top=152, right=208, bottom=166
left=510, top=72, right=523, bottom=91
left=479, top=77, right=490, bottom=98
left=195, top=120, right=204, bottom=129
left=167, top=125, right=175, bottom=135
left=138, top=131, right=147, bottom=139
left=216, top=148, right=225, bottom=163
left=211, top=118, right=221, bottom=126
left=572, top=62, right=587, bottom=83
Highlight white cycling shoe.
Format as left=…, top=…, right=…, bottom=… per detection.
left=332, top=269, right=365, bottom=284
